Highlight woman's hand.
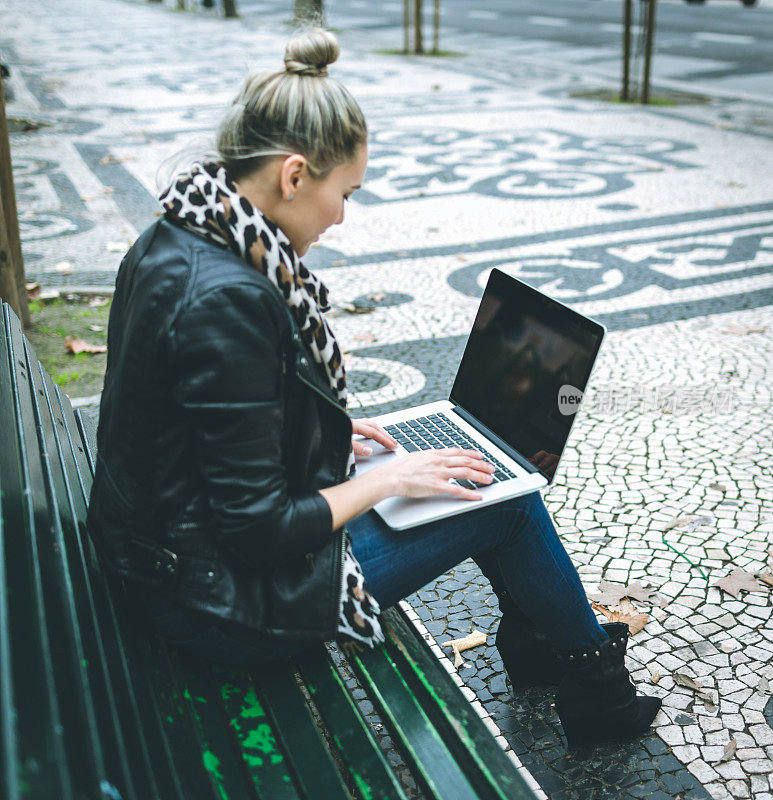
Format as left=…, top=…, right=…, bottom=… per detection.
left=320, top=445, right=495, bottom=530
left=351, top=418, right=398, bottom=457
left=376, top=448, right=495, bottom=501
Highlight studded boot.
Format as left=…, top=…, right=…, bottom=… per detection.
left=490, top=587, right=564, bottom=690
left=554, top=622, right=662, bottom=746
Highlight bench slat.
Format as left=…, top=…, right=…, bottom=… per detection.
left=386, top=608, right=537, bottom=800
left=169, top=648, right=264, bottom=799
left=348, top=630, right=482, bottom=800
left=210, top=664, right=303, bottom=800
left=52, top=370, right=203, bottom=800
left=76, top=398, right=235, bottom=800
left=1, top=308, right=73, bottom=800
left=296, top=649, right=410, bottom=800
left=259, top=664, right=351, bottom=799
left=1, top=306, right=76, bottom=800
left=32, top=358, right=162, bottom=800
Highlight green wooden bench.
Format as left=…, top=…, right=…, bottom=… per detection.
left=0, top=301, right=541, bottom=800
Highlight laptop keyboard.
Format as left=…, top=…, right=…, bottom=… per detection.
left=383, top=413, right=517, bottom=489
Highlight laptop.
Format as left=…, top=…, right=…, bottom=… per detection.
left=354, top=268, right=605, bottom=530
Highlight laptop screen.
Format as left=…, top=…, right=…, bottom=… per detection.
left=450, top=268, right=605, bottom=483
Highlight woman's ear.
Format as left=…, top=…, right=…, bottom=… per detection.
left=279, top=154, right=307, bottom=201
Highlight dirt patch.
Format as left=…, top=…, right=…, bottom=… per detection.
left=25, top=296, right=112, bottom=399
left=571, top=88, right=711, bottom=106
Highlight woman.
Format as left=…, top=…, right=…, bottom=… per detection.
left=87, top=29, right=660, bottom=746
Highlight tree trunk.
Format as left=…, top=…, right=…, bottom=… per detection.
left=432, top=0, right=440, bottom=54
left=641, top=0, right=658, bottom=104
left=222, top=0, right=238, bottom=18
left=403, top=0, right=410, bottom=54
left=621, top=0, right=632, bottom=100
left=0, top=72, right=28, bottom=326
left=413, top=0, right=423, bottom=54
left=294, top=0, right=324, bottom=25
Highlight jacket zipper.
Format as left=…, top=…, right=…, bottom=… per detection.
left=293, top=370, right=350, bottom=635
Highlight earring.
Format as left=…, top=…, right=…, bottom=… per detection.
left=288, top=193, right=294, bottom=201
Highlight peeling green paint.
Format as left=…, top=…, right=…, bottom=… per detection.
left=183, top=687, right=206, bottom=704
left=353, top=773, right=374, bottom=800
left=243, top=723, right=277, bottom=755
left=239, top=686, right=265, bottom=718
left=219, top=682, right=239, bottom=701
left=202, top=751, right=228, bottom=800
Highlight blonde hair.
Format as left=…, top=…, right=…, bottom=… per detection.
left=216, top=28, right=367, bottom=180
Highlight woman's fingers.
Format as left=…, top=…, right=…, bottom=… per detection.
left=352, top=419, right=398, bottom=450
left=436, top=479, right=483, bottom=501
left=352, top=439, right=373, bottom=456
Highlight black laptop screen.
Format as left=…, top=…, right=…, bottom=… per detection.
left=450, top=269, right=604, bottom=482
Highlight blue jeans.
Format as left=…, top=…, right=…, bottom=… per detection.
left=141, top=491, right=606, bottom=665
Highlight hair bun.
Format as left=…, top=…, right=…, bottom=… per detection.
left=284, top=28, right=340, bottom=77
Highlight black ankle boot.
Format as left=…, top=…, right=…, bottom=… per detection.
left=494, top=590, right=564, bottom=690
left=554, top=622, right=662, bottom=746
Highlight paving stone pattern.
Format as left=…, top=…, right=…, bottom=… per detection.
left=2, top=1, right=772, bottom=797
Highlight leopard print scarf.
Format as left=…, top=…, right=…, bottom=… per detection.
left=159, top=162, right=383, bottom=650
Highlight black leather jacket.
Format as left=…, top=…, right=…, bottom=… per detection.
left=87, top=219, right=352, bottom=642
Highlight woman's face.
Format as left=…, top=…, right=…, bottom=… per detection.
left=280, top=143, right=368, bottom=256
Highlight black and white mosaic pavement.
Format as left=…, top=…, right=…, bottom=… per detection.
left=3, top=1, right=772, bottom=797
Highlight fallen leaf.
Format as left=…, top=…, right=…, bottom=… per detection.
left=673, top=672, right=718, bottom=707
left=588, top=580, right=664, bottom=608
left=99, top=154, right=132, bottom=165
left=456, top=253, right=467, bottom=261
left=333, top=302, right=375, bottom=315
left=650, top=670, right=661, bottom=685
left=673, top=672, right=704, bottom=692
left=712, top=568, right=765, bottom=599
left=88, top=324, right=105, bottom=333
left=65, top=336, right=107, bottom=355
left=756, top=571, right=773, bottom=588
left=715, top=738, right=737, bottom=764
left=351, top=332, right=376, bottom=345
left=721, top=322, right=767, bottom=335
left=684, top=515, right=712, bottom=533
left=591, top=600, right=649, bottom=635
left=708, top=482, right=727, bottom=492
left=623, top=582, right=663, bottom=605
left=588, top=579, right=627, bottom=606
left=441, top=630, right=487, bottom=669
left=665, top=514, right=693, bottom=531
left=332, top=259, right=347, bottom=267
left=88, top=297, right=110, bottom=307
left=758, top=676, right=770, bottom=694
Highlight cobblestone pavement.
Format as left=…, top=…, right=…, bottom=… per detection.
left=3, top=1, right=772, bottom=797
